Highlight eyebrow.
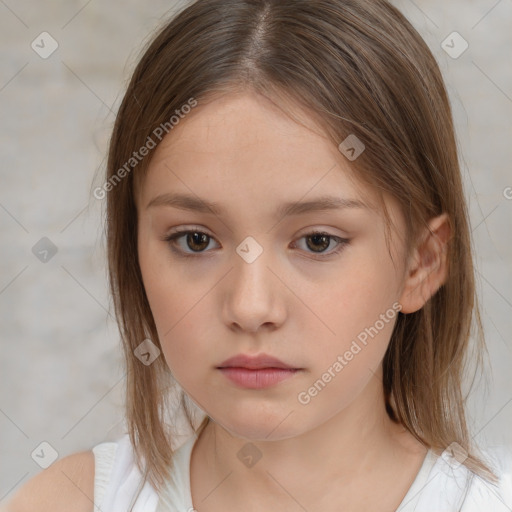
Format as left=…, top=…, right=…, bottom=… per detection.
left=145, top=192, right=369, bottom=217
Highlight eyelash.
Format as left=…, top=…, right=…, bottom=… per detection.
left=162, top=227, right=349, bottom=260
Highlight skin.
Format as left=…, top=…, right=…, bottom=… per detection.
left=136, top=91, right=451, bottom=511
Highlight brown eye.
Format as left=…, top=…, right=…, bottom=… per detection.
left=184, top=232, right=210, bottom=252
left=305, top=233, right=331, bottom=253
left=293, top=231, right=349, bottom=258
left=164, top=229, right=218, bottom=257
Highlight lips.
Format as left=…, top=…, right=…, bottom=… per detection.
left=217, top=353, right=300, bottom=370
left=218, top=367, right=300, bottom=389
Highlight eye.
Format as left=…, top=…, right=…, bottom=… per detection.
left=163, top=228, right=349, bottom=259
left=163, top=228, right=219, bottom=258
left=291, top=230, right=349, bottom=259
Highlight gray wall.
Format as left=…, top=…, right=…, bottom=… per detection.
left=1, top=0, right=511, bottom=501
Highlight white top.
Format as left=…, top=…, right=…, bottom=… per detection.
left=92, top=433, right=512, bottom=511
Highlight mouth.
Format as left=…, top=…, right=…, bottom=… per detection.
left=217, top=352, right=300, bottom=370
left=217, top=367, right=302, bottom=389
left=216, top=352, right=303, bottom=389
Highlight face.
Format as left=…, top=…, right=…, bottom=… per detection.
left=136, top=91, right=409, bottom=441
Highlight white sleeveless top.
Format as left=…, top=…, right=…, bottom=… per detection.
left=92, top=433, right=512, bottom=511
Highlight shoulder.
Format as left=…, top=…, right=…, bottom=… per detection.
left=480, top=443, right=512, bottom=472
left=432, top=443, right=512, bottom=510
left=479, top=444, right=512, bottom=493
left=2, top=450, right=95, bottom=512
left=467, top=444, right=512, bottom=509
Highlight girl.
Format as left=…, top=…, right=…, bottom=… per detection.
left=6, top=0, right=512, bottom=511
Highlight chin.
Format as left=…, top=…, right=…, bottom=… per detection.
left=212, top=409, right=303, bottom=442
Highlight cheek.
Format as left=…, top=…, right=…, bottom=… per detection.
left=138, top=239, right=215, bottom=381
left=315, top=252, right=396, bottom=327
left=305, top=251, right=399, bottom=377
left=144, top=276, right=210, bottom=388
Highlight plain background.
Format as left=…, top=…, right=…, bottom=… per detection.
left=1, top=0, right=511, bottom=502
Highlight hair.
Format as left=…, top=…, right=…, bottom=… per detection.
left=100, top=0, right=500, bottom=503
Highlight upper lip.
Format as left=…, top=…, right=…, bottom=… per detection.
left=217, top=353, right=299, bottom=370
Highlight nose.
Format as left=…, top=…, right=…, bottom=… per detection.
left=221, top=245, right=286, bottom=334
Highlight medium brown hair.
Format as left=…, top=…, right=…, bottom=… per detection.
left=101, top=0, right=499, bottom=500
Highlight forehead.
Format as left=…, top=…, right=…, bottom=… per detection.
left=137, top=92, right=379, bottom=212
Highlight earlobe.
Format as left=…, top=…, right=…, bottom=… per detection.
left=398, top=213, right=451, bottom=314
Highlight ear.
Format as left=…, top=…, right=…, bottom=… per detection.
left=398, top=213, right=451, bottom=314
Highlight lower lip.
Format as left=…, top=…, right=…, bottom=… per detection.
left=218, top=367, right=301, bottom=389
